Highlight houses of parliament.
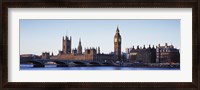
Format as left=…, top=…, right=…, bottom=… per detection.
left=39, top=26, right=180, bottom=64
left=41, top=27, right=122, bottom=63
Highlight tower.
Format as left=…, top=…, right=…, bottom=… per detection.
left=114, top=26, right=122, bottom=61
left=77, top=38, right=82, bottom=54
left=62, top=35, right=72, bottom=54
left=98, top=46, right=100, bottom=54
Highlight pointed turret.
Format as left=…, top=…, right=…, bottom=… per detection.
left=77, top=38, right=82, bottom=54
left=79, top=38, right=81, bottom=45
left=98, top=46, right=100, bottom=54
left=143, top=45, right=146, bottom=49
left=149, top=44, right=151, bottom=49
left=116, top=26, right=119, bottom=33
left=153, top=45, right=155, bottom=49
left=137, top=45, right=139, bottom=49
left=132, top=45, right=135, bottom=50
left=65, top=35, right=68, bottom=40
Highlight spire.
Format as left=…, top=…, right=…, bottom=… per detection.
left=116, top=26, right=119, bottom=33
left=78, top=38, right=82, bottom=54
left=79, top=38, right=81, bottom=45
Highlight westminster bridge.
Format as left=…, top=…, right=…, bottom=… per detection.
left=20, top=59, right=114, bottom=67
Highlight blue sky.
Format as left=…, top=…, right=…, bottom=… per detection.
left=20, top=19, right=180, bottom=55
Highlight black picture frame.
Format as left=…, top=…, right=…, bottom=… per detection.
left=1, top=0, right=199, bottom=90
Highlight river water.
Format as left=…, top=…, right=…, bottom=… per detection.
left=20, top=64, right=180, bottom=70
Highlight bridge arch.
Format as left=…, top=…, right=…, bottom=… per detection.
left=102, top=62, right=113, bottom=66
left=45, top=60, right=68, bottom=67
left=88, top=62, right=101, bottom=66
left=73, top=61, right=87, bottom=66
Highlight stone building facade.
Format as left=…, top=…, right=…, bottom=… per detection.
left=62, top=36, right=72, bottom=54
left=156, top=43, right=180, bottom=63
left=129, top=45, right=156, bottom=63
left=41, top=52, right=50, bottom=59
left=128, top=43, right=180, bottom=63
left=20, top=54, right=41, bottom=60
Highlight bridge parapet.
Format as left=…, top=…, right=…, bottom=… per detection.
left=21, top=59, right=115, bottom=67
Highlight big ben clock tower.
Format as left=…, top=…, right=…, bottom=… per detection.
left=114, top=26, right=122, bottom=61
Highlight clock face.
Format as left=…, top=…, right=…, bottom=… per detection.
left=118, top=38, right=121, bottom=42
left=114, top=38, right=118, bottom=42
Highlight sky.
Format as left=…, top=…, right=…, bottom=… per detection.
left=20, top=19, right=180, bottom=55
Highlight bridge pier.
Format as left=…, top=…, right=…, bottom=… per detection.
left=102, top=63, right=112, bottom=66
left=57, top=64, right=68, bottom=67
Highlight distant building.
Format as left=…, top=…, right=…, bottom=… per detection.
left=128, top=43, right=180, bottom=63
left=129, top=45, right=156, bottom=63
left=121, top=52, right=128, bottom=62
left=156, top=43, right=180, bottom=63
left=125, top=48, right=132, bottom=60
left=41, top=52, right=50, bottom=59
left=20, top=54, right=40, bottom=60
